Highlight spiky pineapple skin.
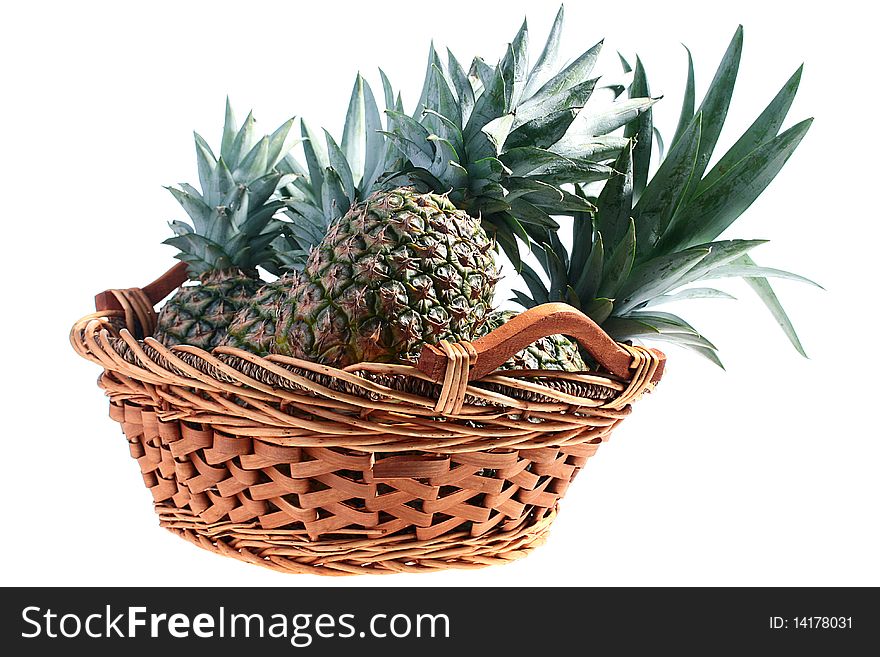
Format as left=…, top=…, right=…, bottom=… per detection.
left=276, top=189, right=498, bottom=366
left=154, top=269, right=261, bottom=350
left=485, top=311, right=587, bottom=371
left=220, top=272, right=304, bottom=355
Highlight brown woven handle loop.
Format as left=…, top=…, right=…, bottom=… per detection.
left=94, top=261, right=189, bottom=313
left=417, top=302, right=666, bottom=383
left=92, top=262, right=189, bottom=339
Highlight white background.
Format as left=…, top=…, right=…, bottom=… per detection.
left=1, top=0, right=877, bottom=587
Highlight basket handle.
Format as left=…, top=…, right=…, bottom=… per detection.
left=94, top=261, right=189, bottom=312
left=417, top=302, right=665, bottom=383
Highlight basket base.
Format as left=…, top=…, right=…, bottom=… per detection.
left=156, top=503, right=557, bottom=575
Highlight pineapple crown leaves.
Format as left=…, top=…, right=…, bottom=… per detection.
left=381, top=5, right=657, bottom=268
left=165, top=185, right=280, bottom=276
left=273, top=71, right=405, bottom=271
left=514, top=26, right=819, bottom=367
left=165, top=100, right=299, bottom=277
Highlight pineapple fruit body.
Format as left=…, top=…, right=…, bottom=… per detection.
left=220, top=272, right=304, bottom=355
left=154, top=269, right=261, bottom=350
left=275, top=189, right=498, bottom=366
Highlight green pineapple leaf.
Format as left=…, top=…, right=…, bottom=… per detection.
left=425, top=65, right=463, bottom=139
left=642, top=287, right=736, bottom=307
left=530, top=40, right=603, bottom=100
left=341, top=74, right=368, bottom=187
left=673, top=239, right=767, bottom=287
left=167, top=186, right=212, bottom=235
left=653, top=127, right=666, bottom=159
left=470, top=57, right=495, bottom=91
left=696, top=262, right=822, bottom=287
left=684, top=26, right=743, bottom=197
left=518, top=260, right=550, bottom=305
left=482, top=114, right=516, bottom=155
left=266, top=118, right=296, bottom=169
left=632, top=114, right=701, bottom=260
left=228, top=110, right=257, bottom=169
left=427, top=135, right=468, bottom=188
left=598, top=218, right=636, bottom=298
left=508, top=198, right=559, bottom=228
left=544, top=242, right=569, bottom=300
left=523, top=4, right=565, bottom=98
left=193, top=133, right=217, bottom=196
left=583, top=297, right=614, bottom=324
left=414, top=42, right=443, bottom=118
left=577, top=97, right=659, bottom=137
left=568, top=185, right=594, bottom=277
left=670, top=46, right=696, bottom=149
left=246, top=172, right=286, bottom=211
left=321, top=166, right=349, bottom=222
left=324, top=130, right=356, bottom=203
left=384, top=111, right=434, bottom=165
left=625, top=311, right=717, bottom=349
left=696, top=65, right=803, bottom=196
left=515, top=75, right=598, bottom=128
left=549, top=135, right=628, bottom=166
left=204, top=157, right=238, bottom=210
left=574, top=231, right=604, bottom=302
left=465, top=47, right=514, bottom=146
left=300, top=120, right=330, bottom=204
left=379, top=69, right=396, bottom=124
left=662, top=118, right=813, bottom=249
left=735, top=254, right=808, bottom=357
left=507, top=178, right=595, bottom=214
left=220, top=98, right=238, bottom=162
left=235, top=136, right=270, bottom=185
left=447, top=50, right=476, bottom=126
left=616, top=248, right=711, bottom=314
left=595, top=142, right=634, bottom=249
left=506, top=18, right=531, bottom=106
left=624, top=57, right=652, bottom=199
left=506, top=107, right=580, bottom=150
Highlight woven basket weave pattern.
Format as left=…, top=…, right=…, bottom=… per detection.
left=71, top=281, right=661, bottom=574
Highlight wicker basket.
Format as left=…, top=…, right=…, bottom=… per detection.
left=70, top=263, right=665, bottom=575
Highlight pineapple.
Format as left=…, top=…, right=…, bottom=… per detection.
left=485, top=311, right=586, bottom=371
left=513, top=28, right=818, bottom=367
left=218, top=272, right=303, bottom=355
left=219, top=73, right=403, bottom=355
left=276, top=189, right=498, bottom=365
left=275, top=10, right=654, bottom=366
left=154, top=101, right=296, bottom=350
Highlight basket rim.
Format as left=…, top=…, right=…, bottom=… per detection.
left=72, top=308, right=657, bottom=404
left=70, top=274, right=662, bottom=453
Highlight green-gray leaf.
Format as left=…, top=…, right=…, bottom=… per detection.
left=598, top=218, right=636, bottom=298
left=578, top=97, right=658, bottom=137
left=632, top=115, right=701, bottom=260
left=624, top=57, right=652, bottom=199
left=596, top=141, right=634, bottom=249
left=531, top=40, right=603, bottom=100
left=615, top=248, right=710, bottom=314
left=341, top=74, right=368, bottom=187
left=523, top=4, right=565, bottom=99
left=735, top=253, right=808, bottom=357
left=685, top=26, right=743, bottom=196
left=696, top=65, right=803, bottom=196
left=642, top=287, right=736, bottom=307
left=698, top=263, right=822, bottom=288
left=670, top=45, right=695, bottom=150
left=663, top=118, right=813, bottom=249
